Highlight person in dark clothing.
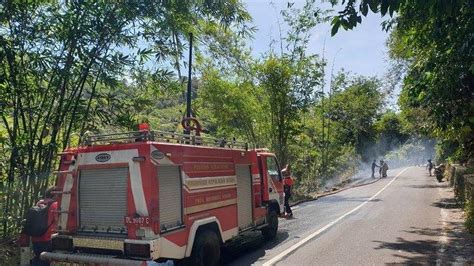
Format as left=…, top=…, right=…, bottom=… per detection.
left=381, top=161, right=389, bottom=177
left=31, top=187, right=58, bottom=266
left=282, top=165, right=294, bottom=218
left=428, top=159, right=434, bottom=176
left=379, top=160, right=384, bottom=177
left=371, top=160, right=379, bottom=178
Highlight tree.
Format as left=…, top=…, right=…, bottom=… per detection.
left=374, top=111, right=410, bottom=155
left=331, top=0, right=474, bottom=162
left=0, top=0, right=250, bottom=238
left=291, top=72, right=384, bottom=186
left=258, top=57, right=298, bottom=164
left=198, top=69, right=265, bottom=146
left=197, top=0, right=325, bottom=167
left=327, top=75, right=383, bottom=161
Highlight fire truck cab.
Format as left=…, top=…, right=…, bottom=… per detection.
left=41, top=129, right=284, bottom=265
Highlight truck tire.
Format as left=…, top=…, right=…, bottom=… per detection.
left=261, top=210, right=278, bottom=240
left=187, top=229, right=221, bottom=266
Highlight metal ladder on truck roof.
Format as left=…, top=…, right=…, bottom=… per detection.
left=81, top=130, right=249, bottom=150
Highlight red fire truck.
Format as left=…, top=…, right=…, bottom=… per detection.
left=41, top=126, right=285, bottom=265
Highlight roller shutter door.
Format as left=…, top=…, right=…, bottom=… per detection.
left=158, top=165, right=183, bottom=231
left=236, top=165, right=253, bottom=229
left=79, top=167, right=128, bottom=235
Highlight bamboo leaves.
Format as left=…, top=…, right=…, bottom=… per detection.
left=0, top=1, right=250, bottom=238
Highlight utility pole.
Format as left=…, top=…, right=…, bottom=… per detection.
left=185, top=33, right=193, bottom=134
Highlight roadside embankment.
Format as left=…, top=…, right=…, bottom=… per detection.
left=290, top=172, right=383, bottom=207
left=443, top=163, right=474, bottom=233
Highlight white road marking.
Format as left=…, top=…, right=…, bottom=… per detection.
left=263, top=167, right=410, bottom=266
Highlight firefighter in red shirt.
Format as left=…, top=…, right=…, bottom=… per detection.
left=138, top=119, right=150, bottom=131
left=282, top=165, right=294, bottom=218
left=31, top=187, right=58, bottom=266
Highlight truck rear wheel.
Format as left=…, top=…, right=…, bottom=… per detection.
left=261, top=210, right=278, bottom=240
left=187, top=229, right=221, bottom=266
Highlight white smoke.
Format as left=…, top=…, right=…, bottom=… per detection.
left=325, top=137, right=436, bottom=188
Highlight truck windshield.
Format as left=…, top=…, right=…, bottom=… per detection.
left=266, top=157, right=281, bottom=181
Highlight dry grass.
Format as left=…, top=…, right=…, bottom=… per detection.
left=0, top=238, right=20, bottom=265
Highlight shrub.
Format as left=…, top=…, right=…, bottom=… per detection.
left=445, top=164, right=456, bottom=186
left=465, top=200, right=474, bottom=234
left=453, top=166, right=467, bottom=204
left=464, top=170, right=474, bottom=234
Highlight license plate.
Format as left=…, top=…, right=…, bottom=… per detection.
left=124, top=216, right=152, bottom=226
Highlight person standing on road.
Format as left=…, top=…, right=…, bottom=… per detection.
left=379, top=160, right=384, bottom=177
left=30, top=187, right=58, bottom=266
left=282, top=164, right=294, bottom=218
left=427, top=159, right=434, bottom=176
left=371, top=160, right=379, bottom=178
left=381, top=161, right=389, bottom=178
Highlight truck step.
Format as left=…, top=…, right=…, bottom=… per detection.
left=53, top=170, right=74, bottom=175
left=52, top=210, right=71, bottom=214
left=61, top=160, right=76, bottom=165
left=41, top=252, right=147, bottom=265
left=50, top=190, right=71, bottom=195
left=57, top=152, right=77, bottom=156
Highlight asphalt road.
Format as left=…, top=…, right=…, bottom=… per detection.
left=224, top=166, right=448, bottom=265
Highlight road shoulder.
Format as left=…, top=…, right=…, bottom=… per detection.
left=290, top=176, right=383, bottom=207
left=437, top=181, right=474, bottom=264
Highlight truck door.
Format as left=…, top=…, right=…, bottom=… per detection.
left=259, top=155, right=284, bottom=211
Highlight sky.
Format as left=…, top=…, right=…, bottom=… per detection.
left=244, top=0, right=392, bottom=95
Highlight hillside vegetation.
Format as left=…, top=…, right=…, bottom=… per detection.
left=1, top=0, right=471, bottom=240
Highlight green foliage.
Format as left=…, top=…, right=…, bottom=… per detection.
left=258, top=57, right=300, bottom=164
left=465, top=167, right=474, bottom=233
left=384, top=138, right=434, bottom=167
left=326, top=75, right=383, bottom=161
left=466, top=200, right=474, bottom=234
left=330, top=0, right=401, bottom=34
left=333, top=0, right=474, bottom=163
left=287, top=71, right=387, bottom=183
left=198, top=69, right=266, bottom=145
left=0, top=1, right=249, bottom=238
left=453, top=167, right=467, bottom=204
left=393, top=1, right=474, bottom=162
left=0, top=0, right=430, bottom=241
left=198, top=0, right=325, bottom=167
left=375, top=111, right=410, bottom=152
left=199, top=42, right=397, bottom=190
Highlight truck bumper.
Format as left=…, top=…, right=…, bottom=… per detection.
left=40, top=251, right=147, bottom=265
left=50, top=234, right=186, bottom=261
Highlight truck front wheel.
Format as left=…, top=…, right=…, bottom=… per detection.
left=261, top=210, right=278, bottom=240
left=187, top=229, right=221, bottom=266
